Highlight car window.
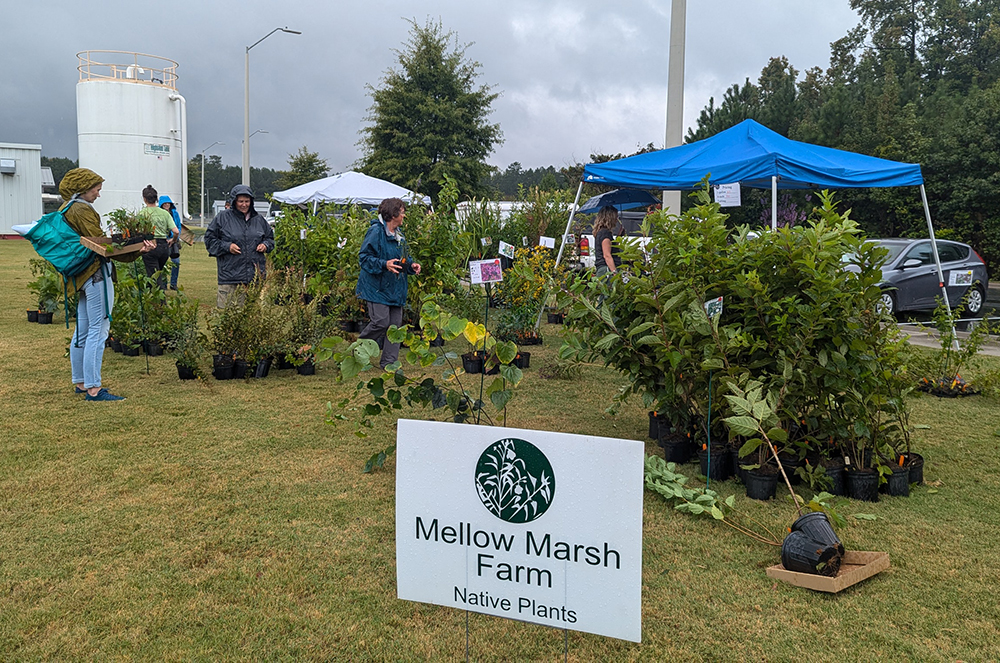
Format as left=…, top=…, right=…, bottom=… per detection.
left=936, top=243, right=966, bottom=263
left=873, top=241, right=908, bottom=263
left=903, top=242, right=934, bottom=265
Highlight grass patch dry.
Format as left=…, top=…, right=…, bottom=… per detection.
left=2, top=239, right=1000, bottom=660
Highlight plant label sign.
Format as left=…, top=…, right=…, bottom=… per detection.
left=469, top=258, right=503, bottom=285
left=396, top=420, right=644, bottom=642
left=949, top=270, right=974, bottom=286
left=713, top=182, right=741, bottom=207
left=538, top=236, right=556, bottom=249
left=498, top=241, right=516, bottom=259
left=704, top=296, right=724, bottom=319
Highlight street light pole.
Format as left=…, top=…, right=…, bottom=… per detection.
left=200, top=141, right=224, bottom=228
left=244, top=26, right=301, bottom=186
left=663, top=0, right=686, bottom=216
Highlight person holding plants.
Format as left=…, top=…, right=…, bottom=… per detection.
left=593, top=205, right=621, bottom=276
left=137, top=184, right=175, bottom=289
left=204, top=184, right=274, bottom=308
left=159, top=194, right=183, bottom=290
left=59, top=168, right=154, bottom=401
left=356, top=197, right=422, bottom=369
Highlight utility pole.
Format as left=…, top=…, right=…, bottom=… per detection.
left=663, top=0, right=686, bottom=216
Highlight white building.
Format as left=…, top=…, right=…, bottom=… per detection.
left=0, top=142, right=42, bottom=236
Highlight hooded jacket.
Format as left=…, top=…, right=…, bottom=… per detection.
left=204, top=184, right=274, bottom=285
left=158, top=195, right=182, bottom=231
left=356, top=216, right=416, bottom=307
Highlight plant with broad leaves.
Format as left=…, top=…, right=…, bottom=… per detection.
left=321, top=296, right=525, bottom=472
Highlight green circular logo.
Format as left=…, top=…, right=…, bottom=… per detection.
left=475, top=438, right=555, bottom=523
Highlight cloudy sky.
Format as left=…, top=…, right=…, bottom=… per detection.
left=2, top=1, right=859, bottom=173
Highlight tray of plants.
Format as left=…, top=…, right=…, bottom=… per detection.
left=767, top=551, right=890, bottom=593
left=79, top=236, right=145, bottom=258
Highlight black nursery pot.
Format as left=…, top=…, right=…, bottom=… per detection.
left=820, top=458, right=847, bottom=496
left=462, top=352, right=483, bottom=374
left=275, top=354, right=293, bottom=370
left=697, top=445, right=733, bottom=481
left=37, top=311, right=53, bottom=324
left=429, top=336, right=445, bottom=347
left=111, top=339, right=123, bottom=353
left=177, top=362, right=197, bottom=380
left=547, top=312, right=564, bottom=324
left=253, top=357, right=272, bottom=379
left=648, top=411, right=659, bottom=440
left=846, top=468, right=880, bottom=502
left=27, top=309, right=38, bottom=323
left=512, top=352, right=530, bottom=369
left=903, top=453, right=924, bottom=485
left=881, top=464, right=910, bottom=497
left=781, top=530, right=843, bottom=577
left=232, top=359, right=249, bottom=379
left=744, top=467, right=779, bottom=501
left=122, top=344, right=140, bottom=357
left=145, top=341, right=163, bottom=357
left=212, top=354, right=234, bottom=380
left=297, top=358, right=316, bottom=375
left=790, top=512, right=845, bottom=556
left=658, top=431, right=693, bottom=464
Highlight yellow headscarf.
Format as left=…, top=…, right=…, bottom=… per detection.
left=59, top=168, right=104, bottom=201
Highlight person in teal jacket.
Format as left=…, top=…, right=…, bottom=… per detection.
left=159, top=195, right=182, bottom=289
left=356, top=197, right=421, bottom=369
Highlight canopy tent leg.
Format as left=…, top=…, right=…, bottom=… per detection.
left=920, top=184, right=959, bottom=350
left=536, top=181, right=585, bottom=331
left=771, top=176, right=778, bottom=231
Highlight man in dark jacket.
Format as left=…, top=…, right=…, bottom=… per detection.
left=204, top=184, right=274, bottom=307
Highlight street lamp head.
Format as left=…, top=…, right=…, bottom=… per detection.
left=281, top=27, right=302, bottom=35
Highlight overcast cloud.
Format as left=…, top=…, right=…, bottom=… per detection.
left=1, top=1, right=858, bottom=173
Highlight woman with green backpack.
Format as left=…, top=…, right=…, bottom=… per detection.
left=59, top=168, right=154, bottom=401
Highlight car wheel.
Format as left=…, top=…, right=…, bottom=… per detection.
left=965, top=284, right=985, bottom=315
left=878, top=290, right=896, bottom=316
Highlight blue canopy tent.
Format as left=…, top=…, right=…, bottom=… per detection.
left=554, top=119, right=956, bottom=325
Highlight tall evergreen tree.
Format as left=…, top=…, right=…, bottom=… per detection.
left=358, top=19, right=502, bottom=203
left=275, top=146, right=329, bottom=190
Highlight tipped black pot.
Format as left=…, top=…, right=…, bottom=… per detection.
left=744, top=467, right=779, bottom=501
left=881, top=464, right=910, bottom=497
left=177, top=362, right=197, bottom=380
left=697, top=444, right=733, bottom=481
left=903, top=452, right=924, bottom=485
left=297, top=357, right=316, bottom=375
left=845, top=468, right=880, bottom=502
left=790, top=512, right=845, bottom=556
left=27, top=309, right=38, bottom=322
left=252, top=357, right=272, bottom=378
left=781, top=530, right=843, bottom=577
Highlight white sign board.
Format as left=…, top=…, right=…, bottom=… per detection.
left=713, top=183, right=741, bottom=207
left=498, top=241, right=516, bottom=259
left=949, top=270, right=974, bottom=286
left=538, top=236, right=556, bottom=249
left=396, top=420, right=644, bottom=642
left=469, top=258, right=503, bottom=285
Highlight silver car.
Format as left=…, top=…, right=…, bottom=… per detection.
left=871, top=239, right=989, bottom=315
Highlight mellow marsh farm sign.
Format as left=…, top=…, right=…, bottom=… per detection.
left=396, top=420, right=643, bottom=642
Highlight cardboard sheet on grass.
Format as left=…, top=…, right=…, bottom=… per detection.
left=396, top=420, right=644, bottom=642
left=767, top=551, right=890, bottom=593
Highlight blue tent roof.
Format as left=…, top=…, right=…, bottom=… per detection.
left=582, top=119, right=924, bottom=190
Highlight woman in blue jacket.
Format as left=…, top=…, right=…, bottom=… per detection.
left=159, top=195, right=182, bottom=289
left=356, top=197, right=421, bottom=369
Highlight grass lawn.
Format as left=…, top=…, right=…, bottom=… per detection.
left=2, top=238, right=1000, bottom=660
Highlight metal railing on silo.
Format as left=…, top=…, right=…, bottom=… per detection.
left=77, top=50, right=179, bottom=89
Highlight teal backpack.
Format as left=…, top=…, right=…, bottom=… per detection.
left=24, top=199, right=107, bottom=329
left=24, top=200, right=95, bottom=279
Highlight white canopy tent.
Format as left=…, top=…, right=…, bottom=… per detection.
left=271, top=171, right=431, bottom=208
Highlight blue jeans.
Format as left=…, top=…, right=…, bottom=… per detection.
left=70, top=265, right=115, bottom=389
left=170, top=256, right=180, bottom=289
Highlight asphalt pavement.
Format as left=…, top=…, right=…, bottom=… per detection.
left=896, top=282, right=1000, bottom=356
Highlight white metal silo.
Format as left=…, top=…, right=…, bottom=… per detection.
left=76, top=51, right=188, bottom=225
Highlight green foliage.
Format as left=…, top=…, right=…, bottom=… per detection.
left=915, top=293, right=996, bottom=396
left=358, top=18, right=502, bottom=202
left=320, top=297, right=524, bottom=471
left=275, top=146, right=329, bottom=191
left=107, top=208, right=154, bottom=238
left=27, top=259, right=64, bottom=313
left=557, top=186, right=914, bottom=471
